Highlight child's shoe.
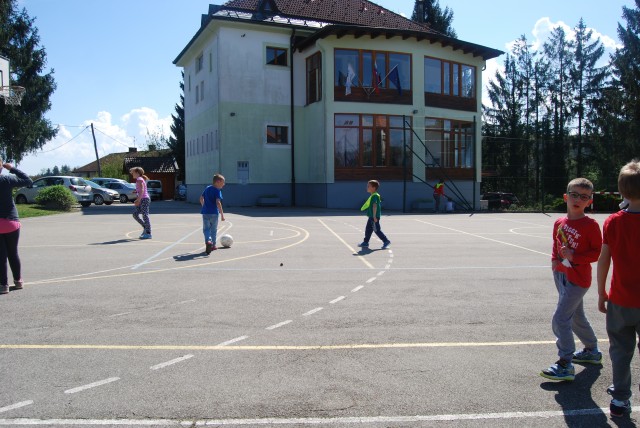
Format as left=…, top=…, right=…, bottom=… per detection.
left=205, top=241, right=213, bottom=255
left=211, top=245, right=218, bottom=251
left=357, top=242, right=369, bottom=247
left=540, top=359, right=575, bottom=381
left=140, top=233, right=152, bottom=240
left=382, top=240, right=391, bottom=249
left=610, top=399, right=632, bottom=417
left=573, top=348, right=602, bottom=364
left=12, top=280, right=23, bottom=290
left=0, top=284, right=8, bottom=295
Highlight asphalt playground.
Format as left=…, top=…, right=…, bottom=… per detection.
left=0, top=202, right=637, bottom=427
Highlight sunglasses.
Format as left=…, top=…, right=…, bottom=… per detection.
left=568, top=192, right=592, bottom=201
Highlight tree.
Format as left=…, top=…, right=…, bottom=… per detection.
left=169, top=72, right=185, bottom=181
left=609, top=0, right=640, bottom=166
left=144, top=127, right=169, bottom=151
left=0, top=0, right=57, bottom=163
left=411, top=0, right=457, bottom=38
left=570, top=18, right=608, bottom=176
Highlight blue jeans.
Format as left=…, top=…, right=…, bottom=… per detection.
left=552, top=271, right=598, bottom=362
left=363, top=217, right=388, bottom=244
left=202, top=214, right=219, bottom=244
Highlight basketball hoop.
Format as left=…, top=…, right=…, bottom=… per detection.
left=0, top=86, right=26, bottom=106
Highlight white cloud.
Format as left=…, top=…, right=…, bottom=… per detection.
left=16, top=107, right=172, bottom=175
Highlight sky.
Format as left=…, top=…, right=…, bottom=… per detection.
left=8, top=0, right=634, bottom=175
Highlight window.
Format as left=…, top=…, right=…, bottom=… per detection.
left=196, top=54, right=204, bottom=73
left=334, top=114, right=411, bottom=178
left=266, top=47, right=288, bottom=66
left=306, top=52, right=322, bottom=105
left=424, top=57, right=475, bottom=99
left=424, top=118, right=474, bottom=169
left=334, top=49, right=411, bottom=103
left=267, top=125, right=288, bottom=145
left=200, top=81, right=204, bottom=102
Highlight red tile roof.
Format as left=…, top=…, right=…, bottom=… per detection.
left=221, top=0, right=430, bottom=32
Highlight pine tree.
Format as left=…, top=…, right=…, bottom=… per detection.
left=570, top=18, right=608, bottom=177
left=0, top=0, right=57, bottom=163
left=169, top=72, right=185, bottom=181
left=411, top=0, right=457, bottom=38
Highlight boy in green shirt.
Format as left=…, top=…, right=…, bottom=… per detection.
left=358, top=180, right=391, bottom=250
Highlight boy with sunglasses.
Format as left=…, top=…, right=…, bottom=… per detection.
left=540, top=178, right=603, bottom=381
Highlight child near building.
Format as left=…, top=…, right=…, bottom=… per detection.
left=358, top=180, right=390, bottom=250
left=597, top=160, right=640, bottom=417
left=200, top=173, right=225, bottom=254
left=130, top=167, right=152, bottom=239
left=540, top=178, right=602, bottom=381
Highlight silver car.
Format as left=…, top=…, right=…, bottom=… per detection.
left=85, top=180, right=119, bottom=205
left=90, top=177, right=128, bottom=187
left=103, top=182, right=137, bottom=203
left=15, top=176, right=93, bottom=207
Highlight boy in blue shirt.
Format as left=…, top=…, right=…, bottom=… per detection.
left=200, top=174, right=225, bottom=254
left=358, top=180, right=391, bottom=250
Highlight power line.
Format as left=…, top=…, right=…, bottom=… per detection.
left=92, top=126, right=133, bottom=149
left=37, top=126, right=89, bottom=153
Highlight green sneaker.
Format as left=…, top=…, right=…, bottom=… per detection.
left=573, top=348, right=602, bottom=364
left=540, top=360, right=575, bottom=381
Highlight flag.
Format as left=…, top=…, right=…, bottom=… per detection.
left=345, top=63, right=355, bottom=96
left=373, top=62, right=382, bottom=94
left=388, top=65, right=402, bottom=95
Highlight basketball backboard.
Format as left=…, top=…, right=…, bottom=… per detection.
left=0, top=55, right=25, bottom=106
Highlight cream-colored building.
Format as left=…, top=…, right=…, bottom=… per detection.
left=174, top=0, right=502, bottom=209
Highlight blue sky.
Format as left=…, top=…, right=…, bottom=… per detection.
left=11, top=0, right=633, bottom=175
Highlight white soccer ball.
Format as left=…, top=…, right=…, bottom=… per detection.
left=220, top=234, right=233, bottom=248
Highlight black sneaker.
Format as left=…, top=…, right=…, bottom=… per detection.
left=610, top=399, right=632, bottom=417
left=205, top=241, right=213, bottom=255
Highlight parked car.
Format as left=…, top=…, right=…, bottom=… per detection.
left=90, top=177, right=128, bottom=187
left=103, top=182, right=137, bottom=203
left=15, top=176, right=93, bottom=207
left=482, top=192, right=519, bottom=210
left=84, top=180, right=119, bottom=205
left=146, top=180, right=163, bottom=200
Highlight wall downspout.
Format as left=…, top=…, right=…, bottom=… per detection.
left=290, top=28, right=296, bottom=206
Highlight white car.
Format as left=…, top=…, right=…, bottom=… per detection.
left=15, top=176, right=93, bottom=207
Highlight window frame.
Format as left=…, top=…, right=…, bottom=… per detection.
left=266, top=46, right=288, bottom=67
left=424, top=116, right=475, bottom=179
left=306, top=51, right=322, bottom=105
left=266, top=124, right=290, bottom=146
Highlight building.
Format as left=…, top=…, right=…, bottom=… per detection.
left=174, top=0, right=502, bottom=209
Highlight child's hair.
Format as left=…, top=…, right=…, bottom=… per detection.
left=567, top=177, right=593, bottom=193
left=368, top=180, right=380, bottom=190
left=129, top=167, right=149, bottom=181
left=618, top=159, right=640, bottom=200
left=213, top=173, right=225, bottom=184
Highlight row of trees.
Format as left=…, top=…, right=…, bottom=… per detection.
left=482, top=2, right=640, bottom=205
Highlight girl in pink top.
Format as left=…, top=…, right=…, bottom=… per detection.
left=130, top=167, right=152, bottom=239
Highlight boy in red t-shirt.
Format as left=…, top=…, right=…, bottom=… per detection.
left=540, top=178, right=602, bottom=381
left=598, top=159, right=640, bottom=417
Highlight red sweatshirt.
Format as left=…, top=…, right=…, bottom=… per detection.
left=552, top=216, right=602, bottom=288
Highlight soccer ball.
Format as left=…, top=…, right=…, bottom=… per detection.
left=220, top=234, right=233, bottom=248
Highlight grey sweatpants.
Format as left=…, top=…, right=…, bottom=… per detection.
left=607, top=302, right=640, bottom=402
left=552, top=271, right=598, bottom=362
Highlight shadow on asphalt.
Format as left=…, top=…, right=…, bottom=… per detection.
left=89, top=239, right=138, bottom=245
left=355, top=247, right=386, bottom=255
left=173, top=252, right=208, bottom=262
left=540, top=364, right=613, bottom=427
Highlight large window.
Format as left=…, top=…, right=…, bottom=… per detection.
left=306, top=52, right=322, bottom=105
left=334, top=49, right=411, bottom=104
left=424, top=57, right=475, bottom=98
left=335, top=114, right=412, bottom=179
left=266, top=46, right=288, bottom=66
left=424, top=117, right=474, bottom=170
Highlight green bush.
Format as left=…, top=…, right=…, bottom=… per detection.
left=34, top=185, right=77, bottom=211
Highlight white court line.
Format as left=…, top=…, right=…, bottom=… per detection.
left=302, top=307, right=323, bottom=316
left=131, top=227, right=202, bottom=270
left=317, top=219, right=374, bottom=269
left=108, top=312, right=132, bottom=318
left=217, top=336, right=248, bottom=346
left=150, top=355, right=193, bottom=370
left=0, top=407, right=631, bottom=425
left=329, top=296, right=345, bottom=304
left=266, top=320, right=292, bottom=330
left=0, top=401, right=33, bottom=414
left=384, top=264, right=391, bottom=269
left=366, top=277, right=377, bottom=284
left=177, top=299, right=197, bottom=305
left=351, top=285, right=364, bottom=293
left=64, top=377, right=120, bottom=394
left=377, top=271, right=385, bottom=276
left=387, top=259, right=393, bottom=264
left=415, top=219, right=550, bottom=257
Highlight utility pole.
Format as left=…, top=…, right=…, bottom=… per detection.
left=91, top=123, right=102, bottom=176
